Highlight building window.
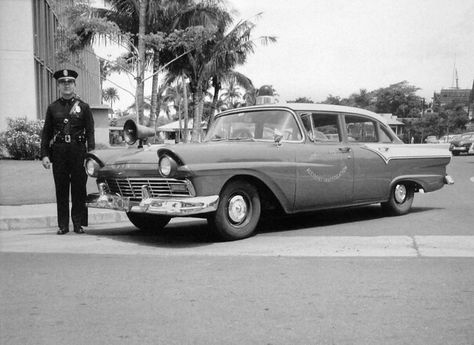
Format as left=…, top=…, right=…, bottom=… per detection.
left=33, top=0, right=58, bottom=118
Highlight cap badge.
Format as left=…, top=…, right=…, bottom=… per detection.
left=63, top=70, right=68, bottom=76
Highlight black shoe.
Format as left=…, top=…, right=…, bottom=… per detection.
left=57, top=228, right=69, bottom=235
left=74, top=227, right=85, bottom=234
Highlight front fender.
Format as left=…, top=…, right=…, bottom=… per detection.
left=189, top=166, right=295, bottom=213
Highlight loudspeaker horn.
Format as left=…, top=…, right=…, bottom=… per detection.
left=123, top=119, right=155, bottom=145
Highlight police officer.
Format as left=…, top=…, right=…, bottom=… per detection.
left=40, top=69, right=95, bottom=235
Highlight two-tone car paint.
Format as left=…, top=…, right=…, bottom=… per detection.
left=85, top=103, right=453, bottom=240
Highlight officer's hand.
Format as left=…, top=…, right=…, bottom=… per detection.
left=42, top=156, right=51, bottom=169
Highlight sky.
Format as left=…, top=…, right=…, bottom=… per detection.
left=97, top=0, right=474, bottom=110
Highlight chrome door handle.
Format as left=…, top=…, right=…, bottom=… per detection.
left=338, top=147, right=351, bottom=153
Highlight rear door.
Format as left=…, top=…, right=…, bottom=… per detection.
left=342, top=113, right=392, bottom=202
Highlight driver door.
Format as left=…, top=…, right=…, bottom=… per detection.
left=294, top=112, right=354, bottom=211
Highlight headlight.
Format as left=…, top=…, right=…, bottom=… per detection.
left=159, top=155, right=177, bottom=177
left=85, top=158, right=100, bottom=177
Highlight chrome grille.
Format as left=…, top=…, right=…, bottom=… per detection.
left=104, top=177, right=191, bottom=200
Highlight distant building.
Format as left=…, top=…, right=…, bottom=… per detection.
left=378, top=113, right=405, bottom=136
left=0, top=0, right=101, bottom=131
left=437, top=88, right=471, bottom=107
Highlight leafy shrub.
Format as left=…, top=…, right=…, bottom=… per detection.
left=0, top=117, right=44, bottom=160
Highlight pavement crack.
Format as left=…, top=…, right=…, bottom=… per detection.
left=411, top=236, right=421, bottom=257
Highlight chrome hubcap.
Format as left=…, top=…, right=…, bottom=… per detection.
left=228, top=195, right=248, bottom=224
left=394, top=184, right=407, bottom=203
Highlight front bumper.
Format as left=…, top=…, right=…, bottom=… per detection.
left=86, top=184, right=219, bottom=216
left=450, top=147, right=469, bottom=152
left=450, top=143, right=474, bottom=154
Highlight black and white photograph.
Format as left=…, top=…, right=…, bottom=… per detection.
left=1, top=0, right=473, bottom=344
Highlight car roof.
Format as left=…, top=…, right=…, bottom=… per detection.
left=218, top=103, right=390, bottom=125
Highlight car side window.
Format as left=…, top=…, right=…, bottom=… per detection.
left=344, top=115, right=377, bottom=143
left=312, top=113, right=340, bottom=142
left=299, top=112, right=340, bottom=142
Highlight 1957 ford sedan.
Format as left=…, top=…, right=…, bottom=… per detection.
left=85, top=103, right=453, bottom=240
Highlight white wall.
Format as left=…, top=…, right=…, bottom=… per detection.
left=0, top=0, right=36, bottom=131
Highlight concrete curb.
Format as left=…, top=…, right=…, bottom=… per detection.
left=0, top=207, right=129, bottom=231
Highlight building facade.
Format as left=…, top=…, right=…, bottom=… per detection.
left=0, top=0, right=101, bottom=131
left=437, top=88, right=471, bottom=107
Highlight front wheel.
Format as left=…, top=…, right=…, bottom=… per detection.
left=381, top=182, right=415, bottom=216
left=126, top=213, right=170, bottom=232
left=209, top=180, right=261, bottom=241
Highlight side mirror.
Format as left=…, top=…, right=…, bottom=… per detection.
left=274, top=129, right=283, bottom=146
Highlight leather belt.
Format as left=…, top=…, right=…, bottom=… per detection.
left=54, top=134, right=86, bottom=144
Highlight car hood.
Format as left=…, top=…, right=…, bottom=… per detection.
left=450, top=139, right=473, bottom=146
left=89, top=141, right=284, bottom=167
left=158, top=141, right=285, bottom=165
left=88, top=146, right=162, bottom=166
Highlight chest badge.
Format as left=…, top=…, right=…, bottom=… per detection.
left=74, top=105, right=81, bottom=113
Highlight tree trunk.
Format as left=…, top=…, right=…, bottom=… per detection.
left=191, top=83, right=203, bottom=143
left=177, top=85, right=182, bottom=144
left=209, top=76, right=221, bottom=126
left=149, top=51, right=160, bottom=130
left=182, top=75, right=189, bottom=143
left=136, top=0, right=147, bottom=125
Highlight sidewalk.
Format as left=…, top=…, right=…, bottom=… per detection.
left=0, top=203, right=129, bottom=231
left=0, top=160, right=128, bottom=230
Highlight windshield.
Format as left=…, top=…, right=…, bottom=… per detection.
left=204, top=109, right=302, bottom=142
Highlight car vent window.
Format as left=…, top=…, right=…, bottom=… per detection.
left=379, top=126, right=393, bottom=143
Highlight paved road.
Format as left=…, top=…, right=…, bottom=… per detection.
left=1, top=155, right=473, bottom=344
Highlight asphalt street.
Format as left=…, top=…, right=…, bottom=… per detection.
left=1, top=154, right=473, bottom=345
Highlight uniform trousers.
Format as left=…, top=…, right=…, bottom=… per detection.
left=51, top=142, right=88, bottom=230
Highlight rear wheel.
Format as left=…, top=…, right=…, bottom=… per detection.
left=209, top=180, right=261, bottom=241
left=126, top=213, right=170, bottom=232
left=381, top=182, right=415, bottom=216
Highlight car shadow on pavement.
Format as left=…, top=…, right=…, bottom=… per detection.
left=83, top=205, right=441, bottom=246
left=257, top=205, right=441, bottom=235
left=89, top=218, right=217, bottom=248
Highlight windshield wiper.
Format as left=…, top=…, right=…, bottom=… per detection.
left=209, top=135, right=225, bottom=141
left=228, top=137, right=255, bottom=141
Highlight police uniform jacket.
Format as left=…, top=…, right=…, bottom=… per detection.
left=41, top=97, right=95, bottom=158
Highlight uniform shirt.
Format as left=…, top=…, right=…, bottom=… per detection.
left=40, top=96, right=95, bottom=159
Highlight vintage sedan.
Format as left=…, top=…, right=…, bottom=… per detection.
left=449, top=132, right=474, bottom=156
left=85, top=104, right=453, bottom=240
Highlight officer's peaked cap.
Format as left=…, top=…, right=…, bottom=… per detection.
left=53, top=69, right=78, bottom=81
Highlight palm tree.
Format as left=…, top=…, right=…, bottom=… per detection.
left=102, top=87, right=120, bottom=109
left=103, top=0, right=227, bottom=129
left=146, top=0, right=209, bottom=129
left=243, top=86, right=257, bottom=106
left=210, top=70, right=253, bottom=121
left=168, top=14, right=276, bottom=141
left=219, top=79, right=242, bottom=109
